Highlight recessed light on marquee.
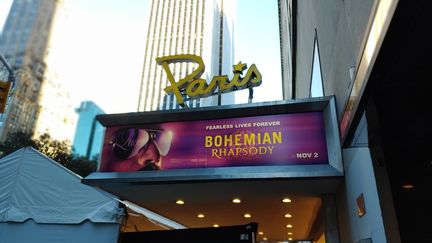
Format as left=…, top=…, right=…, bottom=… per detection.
left=197, top=213, right=205, bottom=218
left=232, top=198, right=242, bottom=204
left=286, top=224, right=293, bottom=228
left=175, top=199, right=185, bottom=205
left=243, top=213, right=252, bottom=218
left=282, top=198, right=292, bottom=203
left=402, top=183, right=415, bottom=189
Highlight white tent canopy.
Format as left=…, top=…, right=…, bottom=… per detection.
left=0, top=147, right=122, bottom=243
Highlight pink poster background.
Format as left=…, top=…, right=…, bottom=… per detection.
left=100, top=112, right=328, bottom=172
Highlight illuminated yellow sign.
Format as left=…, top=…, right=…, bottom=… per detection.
left=156, top=54, right=262, bottom=107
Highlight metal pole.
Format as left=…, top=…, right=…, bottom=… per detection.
left=248, top=86, right=254, bottom=103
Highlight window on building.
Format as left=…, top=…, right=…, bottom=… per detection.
left=310, top=31, right=324, bottom=97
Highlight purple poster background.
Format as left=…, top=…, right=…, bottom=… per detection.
left=100, top=112, right=328, bottom=172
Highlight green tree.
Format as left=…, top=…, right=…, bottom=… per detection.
left=0, top=131, right=97, bottom=177
left=34, top=133, right=73, bottom=166
left=64, top=156, right=98, bottom=178
left=0, top=131, right=36, bottom=156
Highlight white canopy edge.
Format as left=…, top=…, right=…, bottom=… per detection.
left=120, top=200, right=187, bottom=229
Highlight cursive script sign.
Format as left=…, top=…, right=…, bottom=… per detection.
left=156, top=54, right=262, bottom=107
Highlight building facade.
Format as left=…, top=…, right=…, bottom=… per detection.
left=281, top=0, right=432, bottom=242
left=0, top=0, right=76, bottom=142
left=72, top=101, right=105, bottom=160
left=137, top=0, right=235, bottom=111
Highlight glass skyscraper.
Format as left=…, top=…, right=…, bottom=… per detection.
left=72, top=101, right=105, bottom=161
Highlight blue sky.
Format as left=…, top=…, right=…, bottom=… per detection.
left=0, top=0, right=12, bottom=33
left=235, top=0, right=282, bottom=103
left=0, top=0, right=281, bottom=113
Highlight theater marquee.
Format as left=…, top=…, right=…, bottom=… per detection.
left=97, top=97, right=342, bottom=178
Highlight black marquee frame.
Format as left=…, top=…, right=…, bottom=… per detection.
left=83, top=96, right=343, bottom=186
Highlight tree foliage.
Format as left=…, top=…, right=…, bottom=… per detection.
left=0, top=131, right=36, bottom=155
left=0, top=131, right=97, bottom=177
left=64, top=156, right=98, bottom=177
left=34, top=133, right=73, bottom=166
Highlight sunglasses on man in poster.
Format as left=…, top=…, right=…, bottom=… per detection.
left=106, top=127, right=173, bottom=171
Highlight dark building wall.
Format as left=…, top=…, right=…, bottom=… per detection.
left=292, top=0, right=432, bottom=241
left=364, top=1, right=432, bottom=241
left=290, top=0, right=399, bottom=242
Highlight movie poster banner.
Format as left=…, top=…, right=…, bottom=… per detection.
left=100, top=112, right=329, bottom=172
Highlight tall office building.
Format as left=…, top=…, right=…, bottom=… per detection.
left=137, top=0, right=236, bottom=111
left=72, top=101, right=105, bottom=160
left=278, top=0, right=293, bottom=100
left=0, top=0, right=76, bottom=142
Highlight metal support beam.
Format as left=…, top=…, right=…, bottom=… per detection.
left=322, top=194, right=341, bottom=243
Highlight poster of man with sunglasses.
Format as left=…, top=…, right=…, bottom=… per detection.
left=100, top=127, right=173, bottom=171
